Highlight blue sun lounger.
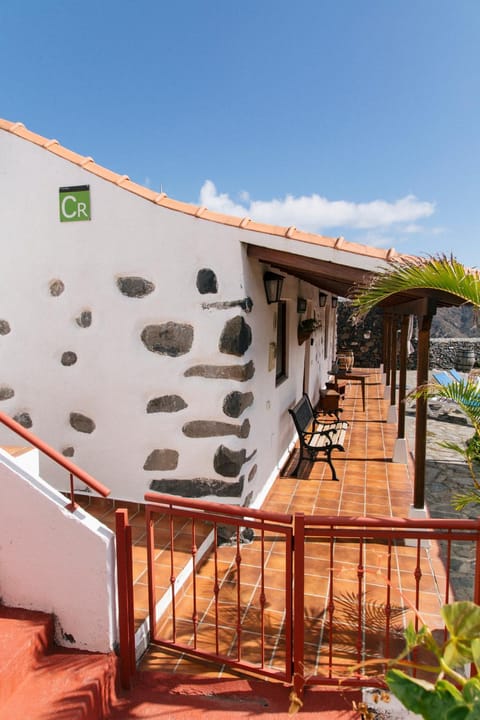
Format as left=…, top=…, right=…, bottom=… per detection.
left=432, top=369, right=480, bottom=408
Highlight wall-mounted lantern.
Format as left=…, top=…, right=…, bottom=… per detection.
left=331, top=297, right=338, bottom=308
left=318, top=292, right=327, bottom=308
left=263, top=272, right=284, bottom=304
left=297, top=297, right=307, bottom=313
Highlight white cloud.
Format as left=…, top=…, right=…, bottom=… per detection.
left=199, top=180, right=435, bottom=233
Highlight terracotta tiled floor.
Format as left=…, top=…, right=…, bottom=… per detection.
left=79, top=370, right=454, bottom=681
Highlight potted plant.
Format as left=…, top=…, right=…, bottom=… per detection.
left=353, top=601, right=480, bottom=719
left=298, top=318, right=321, bottom=345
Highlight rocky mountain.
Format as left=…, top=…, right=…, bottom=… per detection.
left=431, top=305, right=480, bottom=338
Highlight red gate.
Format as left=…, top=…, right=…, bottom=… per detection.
left=116, top=494, right=480, bottom=695
left=143, top=491, right=294, bottom=685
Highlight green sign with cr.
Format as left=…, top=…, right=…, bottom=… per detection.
left=59, top=185, right=91, bottom=222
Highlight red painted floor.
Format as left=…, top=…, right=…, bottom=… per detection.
left=112, top=672, right=363, bottom=719
left=0, top=605, right=362, bottom=719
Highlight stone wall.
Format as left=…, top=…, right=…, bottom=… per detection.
left=336, top=302, right=383, bottom=368
left=336, top=302, right=480, bottom=371
left=409, top=338, right=480, bottom=371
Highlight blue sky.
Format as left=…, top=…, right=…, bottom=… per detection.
left=2, top=1, right=480, bottom=265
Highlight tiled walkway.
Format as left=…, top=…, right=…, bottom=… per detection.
left=79, top=370, right=453, bottom=681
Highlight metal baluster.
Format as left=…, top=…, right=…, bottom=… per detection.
left=191, top=518, right=198, bottom=648
left=356, top=536, right=365, bottom=667
left=236, top=526, right=242, bottom=661
left=214, top=523, right=220, bottom=655
left=169, top=512, right=176, bottom=642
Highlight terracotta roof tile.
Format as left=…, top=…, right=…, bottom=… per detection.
left=1, top=118, right=398, bottom=263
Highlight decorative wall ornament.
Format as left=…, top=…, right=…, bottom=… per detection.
left=49, top=279, right=65, bottom=296
left=75, top=311, right=92, bottom=328
left=182, top=419, right=250, bottom=439
left=141, top=323, right=193, bottom=357
left=146, top=395, right=188, bottom=413
left=69, top=412, right=96, bottom=434
left=219, top=316, right=252, bottom=356
left=149, top=476, right=244, bottom=498
left=143, top=449, right=179, bottom=471
left=185, top=360, right=255, bottom=381
left=196, top=268, right=218, bottom=294
left=297, top=318, right=321, bottom=345
left=116, top=276, right=155, bottom=298
left=222, top=391, right=254, bottom=418
left=13, top=412, right=32, bottom=428
left=201, top=298, right=253, bottom=313
left=213, top=445, right=257, bottom=477
left=0, top=386, right=14, bottom=400
left=61, top=351, right=78, bottom=366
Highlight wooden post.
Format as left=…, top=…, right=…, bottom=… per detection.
left=383, top=314, right=392, bottom=380
left=414, top=312, right=433, bottom=509
left=397, top=315, right=410, bottom=440
left=390, top=315, right=398, bottom=408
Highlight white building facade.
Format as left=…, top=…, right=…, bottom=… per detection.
left=0, top=119, right=393, bottom=505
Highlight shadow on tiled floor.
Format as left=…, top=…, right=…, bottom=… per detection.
left=80, top=370, right=452, bottom=681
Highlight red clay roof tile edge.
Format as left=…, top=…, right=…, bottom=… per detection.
left=1, top=118, right=397, bottom=262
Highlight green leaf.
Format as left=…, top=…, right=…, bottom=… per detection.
left=351, top=254, right=480, bottom=320
left=386, top=670, right=464, bottom=718
left=445, top=709, right=469, bottom=720
left=442, top=603, right=480, bottom=667
left=462, top=678, right=480, bottom=705
left=471, top=638, right=480, bottom=672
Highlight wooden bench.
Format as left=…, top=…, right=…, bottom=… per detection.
left=288, top=394, right=348, bottom=481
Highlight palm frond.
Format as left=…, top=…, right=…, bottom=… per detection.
left=409, top=380, right=480, bottom=435
left=452, top=488, right=480, bottom=511
left=351, top=254, right=480, bottom=319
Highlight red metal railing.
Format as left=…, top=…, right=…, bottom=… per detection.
left=138, top=493, right=480, bottom=697
left=115, top=509, right=136, bottom=689
left=292, top=513, right=480, bottom=698
left=144, top=492, right=294, bottom=684
left=0, top=411, right=110, bottom=508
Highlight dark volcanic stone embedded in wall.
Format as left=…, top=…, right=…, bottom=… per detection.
left=223, top=391, right=254, bottom=418
left=248, top=464, right=257, bottom=483
left=214, top=445, right=256, bottom=477
left=117, top=276, right=155, bottom=298
left=0, top=386, right=14, bottom=400
left=14, top=412, right=32, bottom=428
left=143, top=449, right=179, bottom=471
left=62, top=446, right=75, bottom=457
left=216, top=519, right=253, bottom=545
left=182, top=419, right=250, bottom=439
left=70, top=412, right=96, bottom=434
left=219, top=316, right=252, bottom=357
left=49, top=279, right=65, bottom=296
left=141, top=323, right=194, bottom=357
left=61, top=351, right=78, bottom=366
left=185, top=360, right=255, bottom=382
left=149, top=476, right=244, bottom=498
left=243, top=492, right=253, bottom=508
left=0, top=320, right=11, bottom=335
left=75, top=311, right=92, bottom=328
left=196, top=268, right=218, bottom=294
left=146, top=395, right=188, bottom=413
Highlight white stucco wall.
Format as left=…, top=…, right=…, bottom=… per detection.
left=0, top=449, right=117, bottom=652
left=0, top=129, right=338, bottom=505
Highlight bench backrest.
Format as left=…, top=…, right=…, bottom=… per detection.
left=288, top=395, right=314, bottom=434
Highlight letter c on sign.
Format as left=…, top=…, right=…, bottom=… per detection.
left=61, top=195, right=77, bottom=219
